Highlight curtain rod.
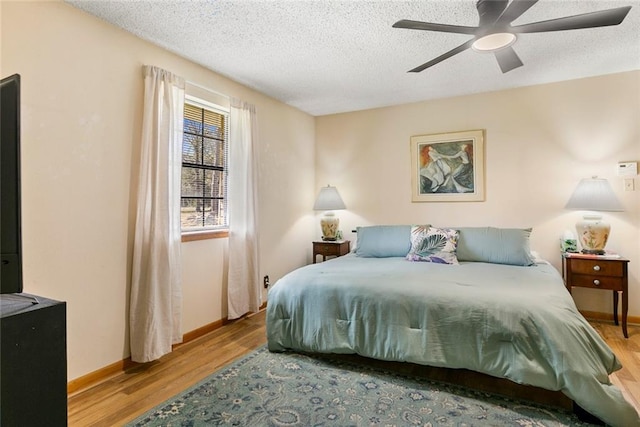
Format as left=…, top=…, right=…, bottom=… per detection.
left=186, top=80, right=230, bottom=100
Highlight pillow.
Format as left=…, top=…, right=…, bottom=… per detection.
left=355, top=225, right=413, bottom=257
left=406, top=226, right=459, bottom=264
left=455, top=227, right=535, bottom=266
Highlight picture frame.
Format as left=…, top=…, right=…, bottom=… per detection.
left=410, top=129, right=485, bottom=202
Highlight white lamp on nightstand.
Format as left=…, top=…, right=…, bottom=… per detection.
left=565, top=176, right=623, bottom=254
left=313, top=185, right=346, bottom=241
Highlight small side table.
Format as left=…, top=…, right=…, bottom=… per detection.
left=562, top=254, right=629, bottom=338
left=313, top=240, right=350, bottom=263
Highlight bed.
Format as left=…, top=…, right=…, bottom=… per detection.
left=266, top=226, right=640, bottom=427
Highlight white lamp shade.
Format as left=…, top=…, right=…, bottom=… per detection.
left=565, top=177, right=623, bottom=212
left=313, top=185, right=346, bottom=211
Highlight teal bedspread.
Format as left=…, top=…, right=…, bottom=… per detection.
left=266, top=255, right=640, bottom=427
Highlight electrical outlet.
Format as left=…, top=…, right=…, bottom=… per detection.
left=263, top=275, right=270, bottom=288
left=624, top=178, right=635, bottom=191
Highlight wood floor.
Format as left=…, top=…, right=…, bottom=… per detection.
left=68, top=311, right=640, bottom=426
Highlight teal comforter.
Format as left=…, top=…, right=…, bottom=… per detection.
left=266, top=255, right=640, bottom=426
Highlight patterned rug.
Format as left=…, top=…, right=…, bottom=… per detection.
left=128, top=346, right=593, bottom=426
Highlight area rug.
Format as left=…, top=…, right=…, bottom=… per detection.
left=127, top=346, right=592, bottom=426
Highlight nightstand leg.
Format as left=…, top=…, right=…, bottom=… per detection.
left=622, top=290, right=628, bottom=339
left=613, top=290, right=619, bottom=326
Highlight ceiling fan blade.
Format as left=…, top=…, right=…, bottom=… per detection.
left=494, top=46, right=523, bottom=73
left=495, top=0, right=539, bottom=26
left=476, top=0, right=510, bottom=28
left=408, top=39, right=475, bottom=73
left=512, top=6, right=632, bottom=33
left=393, top=19, right=477, bottom=35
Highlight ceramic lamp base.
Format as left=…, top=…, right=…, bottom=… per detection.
left=320, top=213, right=340, bottom=241
left=576, top=214, right=610, bottom=255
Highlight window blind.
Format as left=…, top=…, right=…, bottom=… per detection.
left=181, top=101, right=229, bottom=231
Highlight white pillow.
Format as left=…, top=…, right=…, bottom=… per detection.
left=406, top=226, right=459, bottom=265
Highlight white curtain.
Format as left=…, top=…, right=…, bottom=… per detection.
left=227, top=99, right=260, bottom=319
left=130, top=65, right=185, bottom=362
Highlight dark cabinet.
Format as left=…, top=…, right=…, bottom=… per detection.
left=1, top=294, right=67, bottom=426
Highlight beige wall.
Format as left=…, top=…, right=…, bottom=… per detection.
left=2, top=0, right=316, bottom=380
left=316, top=71, right=640, bottom=316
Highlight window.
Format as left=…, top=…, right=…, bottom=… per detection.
left=181, top=97, right=229, bottom=233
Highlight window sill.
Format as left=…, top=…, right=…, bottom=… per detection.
left=182, top=229, right=229, bottom=242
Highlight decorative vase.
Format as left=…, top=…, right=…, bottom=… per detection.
left=320, top=212, right=339, bottom=241
left=576, top=214, right=609, bottom=255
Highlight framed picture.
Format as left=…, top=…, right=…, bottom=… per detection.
left=410, top=129, right=485, bottom=202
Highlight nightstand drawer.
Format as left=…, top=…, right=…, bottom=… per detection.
left=570, top=274, right=623, bottom=291
left=569, top=259, right=623, bottom=277
left=316, top=244, right=338, bottom=255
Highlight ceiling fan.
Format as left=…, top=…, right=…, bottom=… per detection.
left=393, top=0, right=632, bottom=73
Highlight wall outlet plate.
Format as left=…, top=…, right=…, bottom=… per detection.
left=624, top=178, right=635, bottom=191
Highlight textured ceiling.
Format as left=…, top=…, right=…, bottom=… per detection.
left=66, top=0, right=640, bottom=116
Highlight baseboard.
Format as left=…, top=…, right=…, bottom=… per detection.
left=579, top=310, right=640, bottom=325
left=67, top=305, right=268, bottom=395
left=68, top=317, right=226, bottom=394
left=180, top=302, right=266, bottom=345
left=67, top=357, right=136, bottom=395
left=179, top=318, right=226, bottom=346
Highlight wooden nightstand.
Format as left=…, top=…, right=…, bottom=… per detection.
left=562, top=254, right=630, bottom=338
left=313, top=240, right=350, bottom=264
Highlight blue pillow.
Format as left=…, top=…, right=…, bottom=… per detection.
left=355, top=225, right=413, bottom=257
left=456, top=227, right=535, bottom=266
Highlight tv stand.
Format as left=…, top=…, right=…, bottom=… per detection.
left=3, top=292, right=40, bottom=304
left=1, top=294, right=67, bottom=426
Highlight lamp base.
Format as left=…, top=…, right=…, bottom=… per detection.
left=320, top=213, right=340, bottom=241
left=576, top=214, right=610, bottom=255
left=581, top=249, right=606, bottom=255
left=321, top=237, right=338, bottom=241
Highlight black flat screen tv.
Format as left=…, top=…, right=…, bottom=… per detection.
left=1, top=74, right=23, bottom=294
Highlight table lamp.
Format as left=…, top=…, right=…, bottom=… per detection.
left=565, top=176, right=623, bottom=254
left=313, top=185, right=346, bottom=241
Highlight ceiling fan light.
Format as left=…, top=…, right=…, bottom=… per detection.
left=472, top=32, right=517, bottom=52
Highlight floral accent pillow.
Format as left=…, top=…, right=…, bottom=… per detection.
left=406, top=226, right=459, bottom=264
